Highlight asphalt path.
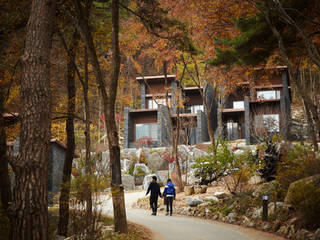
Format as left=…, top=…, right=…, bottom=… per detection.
left=99, top=191, right=285, bottom=240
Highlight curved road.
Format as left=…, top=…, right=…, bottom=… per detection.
left=99, top=191, right=285, bottom=240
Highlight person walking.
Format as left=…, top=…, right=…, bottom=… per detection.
left=163, top=178, right=176, bottom=216
left=146, top=175, right=162, bottom=215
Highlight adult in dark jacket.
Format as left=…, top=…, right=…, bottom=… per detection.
left=163, top=178, right=176, bottom=216
left=146, top=175, right=162, bottom=215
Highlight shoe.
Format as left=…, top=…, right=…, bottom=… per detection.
left=166, top=212, right=169, bottom=216
left=151, top=212, right=156, bottom=215
left=170, top=213, right=172, bottom=216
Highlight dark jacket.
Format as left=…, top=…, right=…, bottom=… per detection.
left=163, top=182, right=176, bottom=198
left=146, top=181, right=161, bottom=199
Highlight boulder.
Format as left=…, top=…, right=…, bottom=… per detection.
left=122, top=174, right=135, bottom=190
left=234, top=149, right=245, bottom=156
left=287, top=225, right=296, bottom=239
left=314, top=228, right=320, bottom=240
left=277, top=226, right=289, bottom=236
left=184, top=186, right=195, bottom=196
left=204, top=196, right=219, bottom=204
left=178, top=145, right=194, bottom=160
left=186, top=196, right=204, bottom=207
left=262, top=223, right=271, bottom=231
left=134, top=175, right=144, bottom=186
left=201, top=185, right=208, bottom=193
left=284, top=174, right=320, bottom=204
left=267, top=202, right=289, bottom=215
left=121, top=148, right=138, bottom=160
left=121, top=159, right=132, bottom=172
left=143, top=174, right=159, bottom=190
left=147, top=152, right=167, bottom=171
left=248, top=175, right=262, bottom=185
left=251, top=207, right=262, bottom=219
left=198, top=202, right=210, bottom=208
left=296, top=229, right=312, bottom=240
left=156, top=170, right=169, bottom=185
left=213, top=192, right=229, bottom=199
left=133, top=163, right=151, bottom=176
left=241, top=216, right=251, bottom=226
left=194, top=185, right=202, bottom=194
left=227, top=212, right=237, bottom=223
left=191, top=147, right=207, bottom=159
left=182, top=170, right=199, bottom=185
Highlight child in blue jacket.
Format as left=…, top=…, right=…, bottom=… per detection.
left=163, top=178, right=176, bottom=216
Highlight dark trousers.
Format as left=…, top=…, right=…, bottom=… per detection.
left=150, top=197, right=158, bottom=213
left=166, top=196, right=174, bottom=214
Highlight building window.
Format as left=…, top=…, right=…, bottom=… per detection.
left=263, top=114, right=279, bottom=132
left=135, top=123, right=158, bottom=140
left=186, top=105, right=204, bottom=114
left=226, top=122, right=238, bottom=140
left=147, top=99, right=169, bottom=109
left=257, top=90, right=281, bottom=100
left=233, top=101, right=244, bottom=109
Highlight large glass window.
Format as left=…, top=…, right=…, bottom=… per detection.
left=135, top=123, right=158, bottom=140
left=186, top=105, right=204, bottom=114
left=147, top=99, right=169, bottom=109
left=257, top=90, right=281, bottom=100
left=233, top=101, right=244, bottom=109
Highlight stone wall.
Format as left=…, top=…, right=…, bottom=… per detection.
left=158, top=105, right=170, bottom=146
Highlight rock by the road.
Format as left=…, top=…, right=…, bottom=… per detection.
left=133, top=163, right=151, bottom=176
left=204, top=196, right=219, bottom=203
left=213, top=192, right=228, bottom=199
left=184, top=186, right=195, bottom=196
left=147, top=152, right=167, bottom=171
left=186, top=196, right=204, bottom=207
left=143, top=174, right=159, bottom=190
left=122, top=174, right=135, bottom=190
left=121, top=159, right=132, bottom=172
left=251, top=207, right=262, bottom=219
left=314, top=228, right=320, bottom=240
left=284, top=174, right=320, bottom=204
left=227, top=212, right=237, bottom=223
left=248, top=175, right=262, bottom=185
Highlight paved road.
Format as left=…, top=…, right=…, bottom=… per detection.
left=99, top=191, right=285, bottom=240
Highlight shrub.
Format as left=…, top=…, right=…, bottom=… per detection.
left=192, top=138, right=235, bottom=185
left=128, top=162, right=135, bottom=176
left=288, top=180, right=320, bottom=230
left=133, top=167, right=146, bottom=177
left=276, top=144, right=320, bottom=199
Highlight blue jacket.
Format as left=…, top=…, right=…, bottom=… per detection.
left=163, top=182, right=176, bottom=198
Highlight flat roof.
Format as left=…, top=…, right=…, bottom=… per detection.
left=250, top=99, right=281, bottom=103
left=129, top=109, right=158, bottom=113
left=254, top=66, right=287, bottom=70
left=183, top=86, right=203, bottom=91
left=221, top=108, right=245, bottom=113
left=136, top=75, right=176, bottom=81
left=172, top=113, right=197, bottom=118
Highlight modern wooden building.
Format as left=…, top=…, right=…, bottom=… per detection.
left=123, top=67, right=291, bottom=148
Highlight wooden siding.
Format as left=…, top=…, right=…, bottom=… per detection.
left=130, top=111, right=157, bottom=141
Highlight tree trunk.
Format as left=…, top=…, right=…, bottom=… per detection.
left=0, top=97, right=12, bottom=211
left=106, top=0, right=128, bottom=233
left=9, top=0, right=56, bottom=239
left=58, top=31, right=78, bottom=237
left=163, top=61, right=183, bottom=192
left=72, top=0, right=127, bottom=233
left=83, top=48, right=93, bottom=229
left=303, top=100, right=319, bottom=151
